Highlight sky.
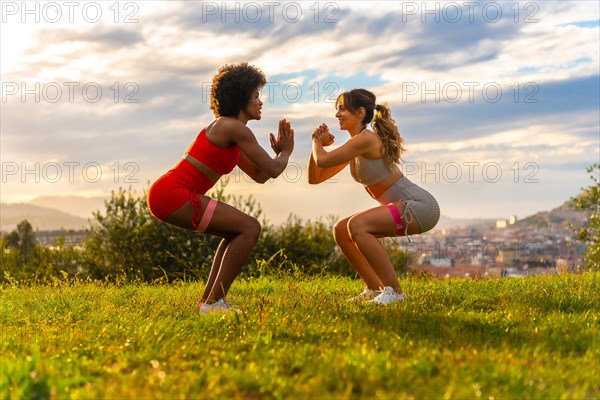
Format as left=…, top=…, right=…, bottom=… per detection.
left=1, top=1, right=599, bottom=225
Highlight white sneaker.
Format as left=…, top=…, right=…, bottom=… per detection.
left=369, top=286, right=407, bottom=304
left=197, top=298, right=231, bottom=314
left=348, top=288, right=380, bottom=302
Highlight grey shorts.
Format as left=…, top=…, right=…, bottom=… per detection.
left=376, top=176, right=440, bottom=233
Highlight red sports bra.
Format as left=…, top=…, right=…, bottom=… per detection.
left=185, top=128, right=240, bottom=175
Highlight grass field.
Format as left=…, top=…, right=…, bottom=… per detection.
left=1, top=271, right=599, bottom=399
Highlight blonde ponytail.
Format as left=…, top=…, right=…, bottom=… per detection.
left=373, top=103, right=405, bottom=170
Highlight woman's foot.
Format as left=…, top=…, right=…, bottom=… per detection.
left=197, top=298, right=231, bottom=314
left=347, top=287, right=380, bottom=302
left=369, top=286, right=406, bottom=304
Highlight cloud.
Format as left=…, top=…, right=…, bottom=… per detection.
left=385, top=75, right=600, bottom=143
left=1, top=1, right=598, bottom=221
left=44, top=26, right=144, bottom=48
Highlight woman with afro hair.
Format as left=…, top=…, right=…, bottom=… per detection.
left=147, top=63, right=294, bottom=313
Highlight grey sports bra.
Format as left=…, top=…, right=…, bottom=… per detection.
left=351, top=155, right=400, bottom=186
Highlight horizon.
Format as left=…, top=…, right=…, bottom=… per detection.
left=1, top=1, right=599, bottom=225
left=0, top=188, right=585, bottom=228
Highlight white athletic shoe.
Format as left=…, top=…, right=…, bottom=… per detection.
left=348, top=288, right=380, bottom=302
left=369, top=286, right=407, bottom=304
left=197, top=298, right=231, bottom=314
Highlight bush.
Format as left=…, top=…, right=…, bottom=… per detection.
left=569, top=164, right=600, bottom=270
left=81, top=186, right=224, bottom=282
left=79, top=184, right=356, bottom=281
left=2, top=180, right=409, bottom=283
left=247, top=214, right=350, bottom=276
left=1, top=230, right=85, bottom=285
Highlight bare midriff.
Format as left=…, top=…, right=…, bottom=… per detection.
left=183, top=154, right=221, bottom=185
left=365, top=170, right=404, bottom=199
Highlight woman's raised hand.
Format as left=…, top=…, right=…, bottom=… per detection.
left=312, top=123, right=334, bottom=146
left=270, top=118, right=294, bottom=154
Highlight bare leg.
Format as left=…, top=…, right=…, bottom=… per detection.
left=334, top=216, right=383, bottom=290
left=165, top=196, right=260, bottom=303
left=200, top=238, right=229, bottom=302
left=346, top=202, right=421, bottom=294
left=202, top=203, right=260, bottom=301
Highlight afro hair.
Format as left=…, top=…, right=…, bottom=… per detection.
left=210, top=63, right=267, bottom=118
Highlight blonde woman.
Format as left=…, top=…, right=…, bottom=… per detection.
left=308, top=89, right=439, bottom=304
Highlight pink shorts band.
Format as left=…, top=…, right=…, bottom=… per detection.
left=196, top=198, right=218, bottom=232
left=386, top=203, right=405, bottom=236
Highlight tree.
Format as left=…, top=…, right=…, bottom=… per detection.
left=1, top=220, right=41, bottom=280
left=569, top=164, right=599, bottom=270
left=5, top=231, right=20, bottom=249
left=4, top=220, right=37, bottom=262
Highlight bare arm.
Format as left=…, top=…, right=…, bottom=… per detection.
left=238, top=152, right=271, bottom=184
left=307, top=151, right=348, bottom=184
left=232, top=119, right=294, bottom=180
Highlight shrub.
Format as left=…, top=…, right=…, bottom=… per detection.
left=569, top=164, right=600, bottom=270
left=3, top=180, right=409, bottom=283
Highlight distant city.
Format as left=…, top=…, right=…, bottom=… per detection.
left=1, top=200, right=590, bottom=279
left=408, top=207, right=588, bottom=278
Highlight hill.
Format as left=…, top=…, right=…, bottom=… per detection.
left=434, top=215, right=496, bottom=230
left=0, top=203, right=90, bottom=232
left=513, top=204, right=587, bottom=230
left=0, top=195, right=588, bottom=233
left=28, top=195, right=108, bottom=219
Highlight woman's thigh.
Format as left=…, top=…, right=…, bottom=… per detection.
left=348, top=202, right=422, bottom=238
left=165, top=195, right=259, bottom=239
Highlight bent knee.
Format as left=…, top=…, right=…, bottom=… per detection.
left=333, top=219, right=351, bottom=241
left=241, top=217, right=262, bottom=242
left=347, top=217, right=368, bottom=241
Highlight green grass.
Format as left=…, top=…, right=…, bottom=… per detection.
left=1, top=272, right=599, bottom=399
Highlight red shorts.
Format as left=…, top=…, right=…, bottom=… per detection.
left=147, top=159, right=215, bottom=228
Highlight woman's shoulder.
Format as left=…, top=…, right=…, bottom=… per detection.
left=209, top=116, right=242, bottom=129
left=357, top=129, right=382, bottom=146
left=207, top=117, right=255, bottom=147
left=208, top=117, right=249, bottom=135
left=363, top=128, right=378, bottom=137
left=360, top=129, right=385, bottom=158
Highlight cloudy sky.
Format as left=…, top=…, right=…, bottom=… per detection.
left=1, top=1, right=599, bottom=224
